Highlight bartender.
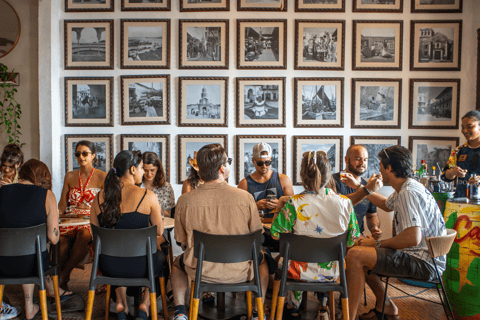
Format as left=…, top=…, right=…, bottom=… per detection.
left=442, top=110, right=480, bottom=198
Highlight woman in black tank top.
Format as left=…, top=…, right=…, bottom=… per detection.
left=90, top=150, right=165, bottom=320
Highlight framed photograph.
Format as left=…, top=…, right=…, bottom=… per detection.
left=121, top=0, right=170, bottom=11
left=477, top=29, right=480, bottom=111
left=409, top=136, right=459, bottom=176
left=350, top=136, right=401, bottom=177
left=294, top=77, right=344, bottom=128
left=352, top=20, right=403, bottom=71
left=295, top=20, right=345, bottom=71
left=180, top=0, right=229, bottom=12
left=65, top=0, right=114, bottom=12
left=64, top=20, right=114, bottom=70
left=121, top=134, right=170, bottom=182
left=410, top=20, right=462, bottom=72
left=178, top=77, right=228, bottom=127
left=236, top=77, right=285, bottom=128
left=237, top=20, right=287, bottom=70
left=177, top=135, right=228, bottom=183
left=351, top=78, right=402, bottom=129
left=409, top=79, right=460, bottom=129
left=411, top=0, right=462, bottom=13
left=237, top=0, right=287, bottom=11
left=121, top=75, right=170, bottom=126
left=121, top=19, right=170, bottom=69
left=65, top=134, right=113, bottom=173
left=235, top=135, right=286, bottom=184
left=295, top=0, right=345, bottom=12
left=64, top=77, right=113, bottom=127
left=179, top=20, right=229, bottom=70
left=292, top=136, right=343, bottom=185
left=353, top=0, right=403, bottom=13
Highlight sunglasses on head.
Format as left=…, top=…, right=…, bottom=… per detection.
left=3, top=150, right=20, bottom=157
left=255, top=159, right=272, bottom=167
left=132, top=150, right=143, bottom=157
left=74, top=151, right=92, bottom=158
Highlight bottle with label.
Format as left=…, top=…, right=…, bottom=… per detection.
left=469, top=174, right=480, bottom=200
left=419, top=160, right=426, bottom=177
left=419, top=159, right=429, bottom=187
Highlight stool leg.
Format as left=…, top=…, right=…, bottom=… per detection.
left=189, top=281, right=195, bottom=319
left=275, top=296, right=285, bottom=320
left=364, top=285, right=367, bottom=306
left=246, top=291, right=252, bottom=319
left=256, top=297, right=264, bottom=320
left=168, top=247, right=174, bottom=272
left=270, top=280, right=280, bottom=320
left=381, top=278, right=389, bottom=320
left=104, top=285, right=111, bottom=320
left=328, top=292, right=335, bottom=320
left=39, top=289, right=48, bottom=320
left=52, top=275, right=62, bottom=320
left=150, top=292, right=158, bottom=320
left=85, top=290, right=96, bottom=320
left=160, top=277, right=169, bottom=320
left=341, top=297, right=349, bottom=320
left=191, top=298, right=200, bottom=320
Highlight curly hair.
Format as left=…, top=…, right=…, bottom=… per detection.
left=142, top=152, right=166, bottom=188
left=1, top=143, right=24, bottom=168
left=18, top=159, right=52, bottom=190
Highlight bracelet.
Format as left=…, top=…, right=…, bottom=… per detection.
left=363, top=186, right=372, bottom=195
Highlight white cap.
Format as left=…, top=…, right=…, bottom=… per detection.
left=252, top=142, right=272, bottom=159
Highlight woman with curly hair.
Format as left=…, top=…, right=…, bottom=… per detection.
left=0, top=143, right=24, bottom=185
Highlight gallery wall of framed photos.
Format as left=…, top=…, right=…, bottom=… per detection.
left=38, top=0, right=480, bottom=199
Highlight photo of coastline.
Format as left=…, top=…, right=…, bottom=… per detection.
left=128, top=26, right=163, bottom=62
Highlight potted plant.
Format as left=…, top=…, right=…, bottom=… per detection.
left=0, top=63, right=22, bottom=145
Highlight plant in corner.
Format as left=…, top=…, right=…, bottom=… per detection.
left=0, top=63, right=22, bottom=145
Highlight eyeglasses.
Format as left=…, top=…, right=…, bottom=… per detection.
left=382, top=149, right=390, bottom=160
left=74, top=151, right=91, bottom=158
left=255, top=160, right=272, bottom=167
left=226, top=158, right=233, bottom=165
left=2, top=150, right=20, bottom=157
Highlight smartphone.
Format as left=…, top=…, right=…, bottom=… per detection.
left=266, top=194, right=276, bottom=201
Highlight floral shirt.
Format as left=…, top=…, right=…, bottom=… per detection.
left=142, top=182, right=175, bottom=212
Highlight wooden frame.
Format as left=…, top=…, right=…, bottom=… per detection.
left=65, top=134, right=113, bottom=173
left=0, top=0, right=20, bottom=59
left=410, top=20, right=462, bottom=72
left=353, top=0, right=403, bottom=13
left=409, top=136, right=459, bottom=176
left=477, top=29, right=480, bottom=111
left=236, top=77, right=286, bottom=128
left=409, top=78, right=460, bottom=130
left=64, top=19, right=114, bottom=70
left=292, top=135, right=343, bottom=185
left=295, top=20, right=345, bottom=71
left=65, top=0, right=114, bottom=12
left=237, top=0, right=287, bottom=11
left=295, top=0, right=345, bottom=12
left=178, top=77, right=228, bottom=127
left=350, top=136, right=401, bottom=177
left=180, top=0, right=229, bottom=12
left=411, top=0, right=462, bottom=13
left=120, top=19, right=170, bottom=69
left=121, top=0, right=170, bottom=11
left=237, top=19, right=287, bottom=70
left=351, top=78, right=402, bottom=129
left=0, top=73, right=20, bottom=86
left=121, top=75, right=170, bottom=126
left=64, top=77, right=113, bottom=127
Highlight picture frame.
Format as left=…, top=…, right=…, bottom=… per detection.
left=295, top=20, right=345, bottom=71
left=353, top=0, right=403, bottom=13
left=410, top=20, right=462, bottom=72
left=237, top=0, right=287, bottom=11
left=120, top=19, right=170, bottom=69
left=477, top=29, right=480, bottom=111
left=64, top=77, right=113, bottom=127
left=180, top=0, right=229, bottom=12
left=350, top=136, right=401, bottom=177
left=292, top=136, right=343, bottom=185
left=409, top=78, right=460, bottom=129
left=411, top=0, right=462, bottom=13
left=121, top=0, right=170, bottom=11
left=120, top=134, right=170, bottom=182
left=352, top=20, right=403, bottom=71
left=295, top=0, right=345, bottom=12
left=236, top=77, right=286, bottom=128
left=235, top=135, right=286, bottom=184
left=64, top=20, right=114, bottom=70
left=177, top=135, right=228, bottom=183
left=178, top=77, right=228, bottom=127
left=65, top=0, right=114, bottom=12
left=409, top=136, right=459, bottom=176
left=65, top=134, right=113, bottom=173
left=294, top=77, right=344, bottom=128
left=0, top=0, right=20, bottom=59
left=351, top=78, right=402, bottom=129
left=237, top=19, right=287, bottom=70
left=179, top=20, right=229, bottom=70
left=121, top=75, right=170, bottom=126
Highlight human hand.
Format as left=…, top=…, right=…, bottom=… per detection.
left=370, top=226, right=382, bottom=240
left=277, top=196, right=290, bottom=209
left=357, top=235, right=377, bottom=247
left=266, top=198, right=278, bottom=209
left=366, top=173, right=383, bottom=193
left=452, top=166, right=467, bottom=178
left=468, top=175, right=480, bottom=186
left=341, top=173, right=361, bottom=190
left=257, top=199, right=268, bottom=210
left=0, top=178, right=12, bottom=186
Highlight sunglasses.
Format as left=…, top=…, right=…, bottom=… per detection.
left=255, top=160, right=272, bottom=167
left=225, top=158, right=233, bottom=165
left=382, top=149, right=390, bottom=160
left=132, top=150, right=143, bottom=157
left=74, top=151, right=91, bottom=158
left=3, top=150, right=20, bottom=157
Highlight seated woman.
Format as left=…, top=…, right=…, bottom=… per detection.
left=181, top=151, right=203, bottom=194
left=90, top=150, right=165, bottom=320
left=0, top=143, right=24, bottom=185
left=58, top=140, right=107, bottom=288
left=271, top=151, right=361, bottom=320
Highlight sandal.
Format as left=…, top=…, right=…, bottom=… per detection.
left=202, top=292, right=215, bottom=307
left=135, top=310, right=148, bottom=320
left=359, top=308, right=399, bottom=320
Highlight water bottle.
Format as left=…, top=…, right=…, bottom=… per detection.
left=469, top=174, right=480, bottom=200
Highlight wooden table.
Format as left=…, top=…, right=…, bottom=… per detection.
left=164, top=217, right=174, bottom=229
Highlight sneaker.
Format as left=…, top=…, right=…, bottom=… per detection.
left=1, top=302, right=20, bottom=320
left=251, top=314, right=266, bottom=320
left=173, top=313, right=188, bottom=320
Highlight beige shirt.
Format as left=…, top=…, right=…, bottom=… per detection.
left=175, top=181, right=263, bottom=283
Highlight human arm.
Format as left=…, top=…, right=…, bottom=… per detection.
left=148, top=190, right=164, bottom=237
left=174, top=196, right=187, bottom=246
left=358, top=227, right=422, bottom=250
left=366, top=212, right=382, bottom=240
left=58, top=172, right=72, bottom=214
left=45, top=190, right=60, bottom=245
left=164, top=183, right=175, bottom=218
left=89, top=191, right=101, bottom=227
left=181, top=180, right=193, bottom=195
left=238, top=177, right=269, bottom=210
left=344, top=174, right=386, bottom=208
left=444, top=166, right=467, bottom=180
left=264, top=174, right=295, bottom=210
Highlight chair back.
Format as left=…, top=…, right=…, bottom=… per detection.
left=426, top=228, right=457, bottom=258
left=0, top=224, right=47, bottom=256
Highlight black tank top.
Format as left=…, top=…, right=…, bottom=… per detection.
left=98, top=190, right=150, bottom=230
left=0, top=184, right=47, bottom=228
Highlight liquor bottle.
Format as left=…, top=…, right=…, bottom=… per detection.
left=419, top=159, right=426, bottom=177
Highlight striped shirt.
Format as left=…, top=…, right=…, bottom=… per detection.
left=386, top=179, right=447, bottom=272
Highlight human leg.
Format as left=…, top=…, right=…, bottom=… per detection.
left=172, top=255, right=189, bottom=319
left=22, top=284, right=39, bottom=320
left=60, top=228, right=92, bottom=287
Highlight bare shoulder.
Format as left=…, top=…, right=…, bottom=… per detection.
left=46, top=189, right=57, bottom=204
left=63, top=170, right=77, bottom=186
left=279, top=173, right=292, bottom=183
left=237, top=178, right=248, bottom=190
left=95, top=169, right=107, bottom=179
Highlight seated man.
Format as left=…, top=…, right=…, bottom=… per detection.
left=346, top=146, right=447, bottom=320
left=172, top=143, right=272, bottom=320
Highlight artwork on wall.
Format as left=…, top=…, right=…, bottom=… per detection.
left=237, top=0, right=287, bottom=11
left=352, top=20, right=403, bottom=71
left=409, top=136, right=459, bottom=176
left=64, top=77, right=113, bottom=127
left=65, top=134, right=113, bottom=173
left=294, top=77, right=344, bottom=128
left=180, top=0, right=229, bottom=12
left=177, top=135, right=228, bottom=183
left=237, top=19, right=287, bottom=70
left=295, top=0, right=345, bottom=12
left=120, top=19, right=170, bottom=69
left=294, top=20, right=345, bottom=71
left=353, top=0, right=403, bottom=13
left=409, top=78, right=460, bottom=129
left=350, top=136, right=401, bottom=177
left=236, top=77, right=286, bottom=128
left=121, top=0, right=170, bottom=11
left=64, top=20, right=114, bottom=70
left=0, top=0, right=20, bottom=58
left=478, top=29, right=480, bottom=111
left=121, top=75, right=170, bottom=125
left=351, top=78, right=402, bottom=129
left=120, top=134, right=170, bottom=182
left=292, top=136, right=343, bottom=185
left=178, top=77, right=228, bottom=127
left=235, top=135, right=286, bottom=184
left=65, top=0, right=114, bottom=12
left=410, top=20, right=462, bottom=71
left=178, top=20, right=229, bottom=69
left=411, top=0, right=462, bottom=13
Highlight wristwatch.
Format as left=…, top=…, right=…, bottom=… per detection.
left=363, top=186, right=372, bottom=195
left=376, top=240, right=382, bottom=248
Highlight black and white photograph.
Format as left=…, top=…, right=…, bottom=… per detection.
left=409, top=137, right=459, bottom=176
left=179, top=77, right=228, bottom=127
left=238, top=0, right=287, bottom=11
left=121, top=20, right=170, bottom=69
left=0, top=0, right=20, bottom=58
left=351, top=136, right=401, bottom=178
left=409, top=79, right=460, bottom=129
left=121, top=75, right=169, bottom=125
left=65, top=134, right=113, bottom=173
left=121, top=0, right=170, bottom=11
left=187, top=27, right=221, bottom=61
left=411, top=0, right=462, bottom=13
left=236, top=77, right=285, bottom=127
left=180, top=0, right=229, bottom=11
left=353, top=0, right=403, bottom=13
left=295, top=0, right=345, bottom=12
left=66, top=0, right=114, bottom=12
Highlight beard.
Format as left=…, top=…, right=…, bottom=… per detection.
left=347, top=161, right=366, bottom=177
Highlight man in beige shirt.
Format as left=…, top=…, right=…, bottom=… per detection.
left=172, top=143, right=269, bottom=320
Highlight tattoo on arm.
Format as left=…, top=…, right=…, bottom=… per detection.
left=54, top=228, right=58, bottom=237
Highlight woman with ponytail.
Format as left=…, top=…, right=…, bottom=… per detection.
left=90, top=150, right=165, bottom=320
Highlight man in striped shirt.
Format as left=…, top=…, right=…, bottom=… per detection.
left=345, top=145, right=447, bottom=320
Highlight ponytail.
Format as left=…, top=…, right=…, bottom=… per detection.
left=300, top=151, right=331, bottom=193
